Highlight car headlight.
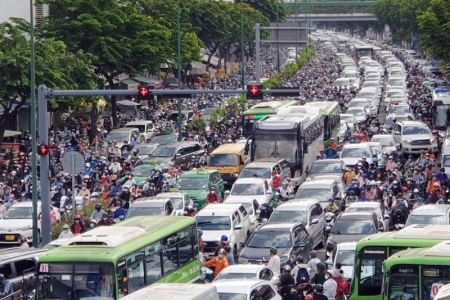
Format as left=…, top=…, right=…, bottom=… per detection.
left=430, top=137, right=436, bottom=143
left=232, top=173, right=239, bottom=177
left=403, top=139, right=411, bottom=144
left=280, top=255, right=289, bottom=263
left=19, top=225, right=32, bottom=231
left=238, top=257, right=248, bottom=264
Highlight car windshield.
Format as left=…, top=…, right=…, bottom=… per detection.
left=178, top=177, right=208, bottom=190
left=369, top=146, right=382, bottom=156
left=196, top=216, right=231, bottom=230
left=149, top=147, right=176, bottom=157
left=269, top=210, right=307, bottom=224
left=335, top=249, right=356, bottom=266
left=247, top=231, right=292, bottom=248
left=346, top=108, right=365, bottom=116
left=105, top=133, right=129, bottom=142
left=340, top=115, right=354, bottom=123
left=334, top=79, right=350, bottom=85
left=311, top=162, right=343, bottom=174
left=349, top=102, right=369, bottom=109
left=124, top=124, right=145, bottom=133
left=133, top=145, right=157, bottom=155
left=402, top=126, right=431, bottom=135
left=216, top=272, right=257, bottom=281
left=131, top=165, right=155, bottom=177
left=332, top=219, right=376, bottom=235
left=371, top=137, right=395, bottom=146
left=341, top=147, right=371, bottom=158
left=348, top=206, right=377, bottom=213
left=443, top=155, right=450, bottom=167
left=164, top=197, right=183, bottom=210
left=406, top=214, right=446, bottom=226
left=386, top=116, right=408, bottom=127
left=390, top=106, right=410, bottom=114
left=240, top=167, right=271, bottom=179
left=295, top=189, right=329, bottom=203
left=231, top=183, right=264, bottom=196
left=209, top=154, right=238, bottom=167
left=127, top=206, right=164, bottom=217
left=218, top=293, right=247, bottom=300
left=151, top=135, right=177, bottom=145
left=3, top=206, right=32, bottom=219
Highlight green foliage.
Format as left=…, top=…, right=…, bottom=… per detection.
left=263, top=47, right=315, bottom=89
left=374, top=0, right=430, bottom=42
left=52, top=200, right=109, bottom=240
left=227, top=94, right=248, bottom=111
left=0, top=20, right=98, bottom=140
left=243, top=0, right=289, bottom=22
left=417, top=0, right=450, bottom=64
left=210, top=107, right=228, bottom=125
left=188, top=117, right=206, bottom=135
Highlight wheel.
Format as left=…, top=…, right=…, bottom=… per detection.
left=318, top=231, right=326, bottom=248
left=233, top=244, right=238, bottom=261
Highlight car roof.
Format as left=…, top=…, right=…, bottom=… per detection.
left=224, top=197, right=257, bottom=205
left=132, top=198, right=170, bottom=206
left=156, top=192, right=186, bottom=198
left=275, top=198, right=319, bottom=209
left=218, top=265, right=268, bottom=274
left=258, top=223, right=298, bottom=230
left=254, top=158, right=286, bottom=163
left=108, top=128, right=138, bottom=133
left=181, top=168, right=216, bottom=177
left=336, top=242, right=358, bottom=250
left=312, top=159, right=343, bottom=164
left=234, top=178, right=266, bottom=184
left=348, top=202, right=379, bottom=208
left=245, top=161, right=277, bottom=168
left=0, top=248, right=48, bottom=262
left=212, top=279, right=268, bottom=292
left=338, top=211, right=375, bottom=219
left=411, top=204, right=450, bottom=215
left=161, top=141, right=201, bottom=147
left=10, top=201, right=36, bottom=208
left=198, top=204, right=243, bottom=215
left=300, top=179, right=335, bottom=187
left=342, top=143, right=369, bottom=149
left=399, top=120, right=429, bottom=127
left=371, top=134, right=394, bottom=139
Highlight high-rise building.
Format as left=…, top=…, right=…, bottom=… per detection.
left=0, top=0, right=48, bottom=25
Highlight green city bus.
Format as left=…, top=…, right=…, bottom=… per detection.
left=303, top=101, right=341, bottom=147
left=242, top=100, right=298, bottom=137
left=382, top=240, right=450, bottom=300
left=350, top=225, right=450, bottom=300
left=36, top=216, right=201, bottom=300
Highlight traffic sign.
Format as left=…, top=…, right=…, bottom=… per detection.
left=61, top=151, right=85, bottom=175
left=247, top=85, right=264, bottom=100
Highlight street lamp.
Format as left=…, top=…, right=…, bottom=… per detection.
left=176, top=0, right=182, bottom=142
left=276, top=3, right=280, bottom=73
left=29, top=0, right=39, bottom=248
left=240, top=0, right=245, bottom=89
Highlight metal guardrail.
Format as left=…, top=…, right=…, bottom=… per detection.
left=0, top=291, right=25, bottom=300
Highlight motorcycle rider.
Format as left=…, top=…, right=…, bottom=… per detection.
left=437, top=167, right=448, bottom=183
left=206, top=187, right=220, bottom=204
left=270, top=192, right=281, bottom=208
left=325, top=198, right=339, bottom=214
left=279, top=181, right=293, bottom=201
left=278, top=265, right=296, bottom=300
left=70, top=215, right=86, bottom=236
left=90, top=203, right=106, bottom=220
left=97, top=213, right=111, bottom=226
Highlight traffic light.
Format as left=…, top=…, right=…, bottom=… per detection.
left=247, top=85, right=264, bottom=100
left=138, top=87, right=150, bottom=100
left=37, top=144, right=50, bottom=156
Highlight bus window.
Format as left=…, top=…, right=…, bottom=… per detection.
left=323, top=116, right=331, bottom=141
left=358, top=247, right=387, bottom=296
left=388, top=265, right=419, bottom=298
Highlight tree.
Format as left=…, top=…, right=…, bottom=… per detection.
left=242, top=0, right=288, bottom=22
left=0, top=20, right=98, bottom=142
left=418, top=0, right=450, bottom=63
left=39, top=0, right=173, bottom=126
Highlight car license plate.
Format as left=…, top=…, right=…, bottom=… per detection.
left=5, top=235, right=15, bottom=241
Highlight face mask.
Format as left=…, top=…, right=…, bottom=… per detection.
left=63, top=229, right=68, bottom=232
left=218, top=254, right=223, bottom=258
left=211, top=191, right=215, bottom=194
left=82, top=187, right=86, bottom=190
left=90, top=224, right=94, bottom=228
left=75, top=220, right=80, bottom=224
left=103, top=218, right=107, bottom=221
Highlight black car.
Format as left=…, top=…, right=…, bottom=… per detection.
left=238, top=223, right=313, bottom=271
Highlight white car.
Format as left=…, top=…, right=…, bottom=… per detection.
left=345, top=107, right=370, bottom=124
left=224, top=197, right=260, bottom=233
left=371, top=134, right=398, bottom=153
left=215, top=265, right=275, bottom=283
left=339, top=143, right=373, bottom=167
left=325, top=242, right=357, bottom=281
left=155, top=192, right=193, bottom=216
left=0, top=201, right=61, bottom=245
left=225, top=178, right=273, bottom=205
left=212, top=279, right=282, bottom=300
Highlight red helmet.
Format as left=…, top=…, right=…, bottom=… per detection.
left=402, top=186, right=408, bottom=192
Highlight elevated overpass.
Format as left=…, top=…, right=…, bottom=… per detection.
left=287, top=13, right=377, bottom=22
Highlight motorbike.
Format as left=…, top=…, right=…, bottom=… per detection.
left=392, top=209, right=407, bottom=230
left=324, top=212, right=336, bottom=239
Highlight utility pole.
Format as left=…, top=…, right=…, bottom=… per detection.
left=240, top=0, right=245, bottom=89
left=177, top=0, right=182, bottom=142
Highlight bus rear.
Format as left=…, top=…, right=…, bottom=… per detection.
left=353, top=46, right=374, bottom=64
left=431, top=88, right=450, bottom=131
left=351, top=225, right=450, bottom=300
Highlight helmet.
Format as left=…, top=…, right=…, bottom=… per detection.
left=285, top=177, right=291, bottom=182
left=224, top=245, right=231, bottom=253
left=370, top=180, right=376, bottom=186
left=402, top=187, right=408, bottom=192
left=95, top=203, right=102, bottom=210
left=74, top=214, right=81, bottom=219
left=441, top=168, right=445, bottom=172
left=282, top=181, right=288, bottom=186
left=315, top=284, right=324, bottom=293
left=309, top=250, right=317, bottom=257
left=198, top=229, right=203, bottom=236
left=283, top=265, right=292, bottom=272
left=317, top=262, right=326, bottom=271
left=270, top=247, right=277, bottom=254
left=413, top=188, right=419, bottom=193
left=63, top=224, right=69, bottom=229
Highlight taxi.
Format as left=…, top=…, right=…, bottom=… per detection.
left=170, top=168, right=225, bottom=209
left=124, top=160, right=162, bottom=187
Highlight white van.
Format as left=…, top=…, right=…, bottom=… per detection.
left=120, top=284, right=219, bottom=300
left=124, top=120, right=155, bottom=140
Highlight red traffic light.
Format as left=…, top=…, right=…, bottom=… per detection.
left=138, top=87, right=149, bottom=98
left=37, top=144, right=50, bottom=156
left=249, top=85, right=260, bottom=95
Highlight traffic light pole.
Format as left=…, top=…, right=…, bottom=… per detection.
left=37, top=85, right=303, bottom=245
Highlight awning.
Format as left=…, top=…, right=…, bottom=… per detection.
left=4, top=130, right=21, bottom=137
left=132, top=76, right=163, bottom=85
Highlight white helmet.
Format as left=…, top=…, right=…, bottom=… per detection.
left=370, top=180, right=376, bottom=186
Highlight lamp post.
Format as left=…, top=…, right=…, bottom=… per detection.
left=276, top=3, right=280, bottom=73
left=176, top=0, right=182, bottom=142
left=240, top=0, right=245, bottom=89
left=30, top=0, right=39, bottom=247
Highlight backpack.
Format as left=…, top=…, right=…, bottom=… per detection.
left=297, top=267, right=310, bottom=284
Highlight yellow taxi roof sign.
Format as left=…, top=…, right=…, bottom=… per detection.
left=196, top=168, right=207, bottom=173
left=170, top=188, right=179, bottom=192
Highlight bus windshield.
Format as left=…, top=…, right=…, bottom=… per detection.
left=253, top=135, right=297, bottom=163
left=432, top=105, right=450, bottom=130
left=37, top=263, right=115, bottom=300
left=209, top=154, right=238, bottom=167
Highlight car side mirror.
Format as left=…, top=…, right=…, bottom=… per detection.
left=234, top=225, right=242, bottom=230
left=311, top=218, right=319, bottom=225
left=176, top=153, right=181, bottom=157
left=239, top=242, right=245, bottom=247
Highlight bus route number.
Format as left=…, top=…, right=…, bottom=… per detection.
left=39, top=264, right=49, bottom=273
left=431, top=282, right=444, bottom=299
